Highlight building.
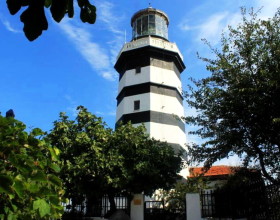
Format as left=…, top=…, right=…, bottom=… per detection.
left=188, top=165, right=237, bottom=188
left=114, top=7, right=186, bottom=155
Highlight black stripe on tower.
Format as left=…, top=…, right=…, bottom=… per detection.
left=116, top=111, right=185, bottom=132
left=114, top=45, right=185, bottom=80
left=168, top=143, right=187, bottom=155
left=117, top=82, right=183, bottom=106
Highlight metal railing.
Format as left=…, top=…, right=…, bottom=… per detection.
left=200, top=183, right=280, bottom=220
left=62, top=195, right=130, bottom=219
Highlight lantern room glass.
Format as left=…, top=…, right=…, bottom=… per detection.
left=132, top=13, right=168, bottom=40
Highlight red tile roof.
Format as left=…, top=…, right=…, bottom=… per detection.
left=189, top=165, right=235, bottom=178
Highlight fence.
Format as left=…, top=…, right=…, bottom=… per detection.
left=100, top=195, right=130, bottom=217
left=144, top=200, right=186, bottom=220
left=200, top=190, right=215, bottom=218
left=144, top=201, right=165, bottom=220
left=62, top=195, right=130, bottom=219
left=266, top=184, right=280, bottom=220
left=200, top=183, right=280, bottom=220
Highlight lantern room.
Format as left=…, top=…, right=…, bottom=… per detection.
left=131, top=7, right=169, bottom=41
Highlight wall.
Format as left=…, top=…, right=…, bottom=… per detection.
left=130, top=194, right=144, bottom=220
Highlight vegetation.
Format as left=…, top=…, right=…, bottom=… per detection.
left=154, top=177, right=206, bottom=211
left=0, top=106, right=182, bottom=218
left=48, top=106, right=182, bottom=215
left=185, top=8, right=280, bottom=184
left=0, top=114, right=64, bottom=219
left=6, top=0, right=96, bottom=41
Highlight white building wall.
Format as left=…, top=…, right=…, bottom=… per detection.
left=130, top=194, right=144, bottom=220
left=118, top=66, right=182, bottom=94
left=186, top=193, right=203, bottom=220
left=116, top=93, right=183, bottom=122
left=116, top=94, right=150, bottom=122
left=186, top=193, right=247, bottom=220
left=149, top=93, right=184, bottom=116
left=149, top=122, right=186, bottom=147
left=133, top=122, right=186, bottom=148
left=149, top=66, right=182, bottom=93
left=118, top=67, right=150, bottom=93
left=116, top=36, right=184, bottom=60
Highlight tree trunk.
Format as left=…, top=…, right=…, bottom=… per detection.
left=108, top=193, right=117, bottom=213
left=253, top=143, right=279, bottom=185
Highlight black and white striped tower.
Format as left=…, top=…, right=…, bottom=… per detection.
left=115, top=7, right=186, bottom=154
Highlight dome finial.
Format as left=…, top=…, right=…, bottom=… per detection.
left=148, top=2, right=152, bottom=8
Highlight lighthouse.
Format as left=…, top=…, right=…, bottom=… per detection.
left=115, top=7, right=186, bottom=153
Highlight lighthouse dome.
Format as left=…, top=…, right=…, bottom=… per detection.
left=131, top=7, right=169, bottom=41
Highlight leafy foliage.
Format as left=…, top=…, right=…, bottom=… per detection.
left=154, top=177, right=206, bottom=211
left=48, top=106, right=182, bottom=214
left=48, top=106, right=111, bottom=204
left=185, top=8, right=280, bottom=184
left=110, top=122, right=182, bottom=195
left=0, top=115, right=64, bottom=219
left=6, top=0, right=96, bottom=41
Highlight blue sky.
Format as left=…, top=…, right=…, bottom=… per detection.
left=1, top=0, right=279, bottom=159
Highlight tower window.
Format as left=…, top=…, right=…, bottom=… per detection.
left=142, top=16, right=148, bottom=35
left=134, top=100, right=140, bottom=110
left=136, top=66, right=141, bottom=74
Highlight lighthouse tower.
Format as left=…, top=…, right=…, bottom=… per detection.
left=115, top=7, right=186, bottom=153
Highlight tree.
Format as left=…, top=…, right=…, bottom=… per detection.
left=185, top=8, right=280, bottom=185
left=0, top=114, right=64, bottom=219
left=47, top=106, right=110, bottom=213
left=110, top=122, right=182, bottom=196
left=103, top=122, right=182, bottom=216
left=48, top=106, right=182, bottom=215
left=6, top=0, right=96, bottom=41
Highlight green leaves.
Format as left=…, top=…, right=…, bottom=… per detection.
left=47, top=174, right=61, bottom=186
left=49, top=163, right=61, bottom=172
left=13, top=180, right=24, bottom=198
left=0, top=175, right=13, bottom=194
left=6, top=0, right=97, bottom=41
left=48, top=106, right=110, bottom=202
left=33, top=199, right=50, bottom=218
left=0, top=115, right=64, bottom=219
left=48, top=106, right=182, bottom=207
left=106, top=122, right=182, bottom=195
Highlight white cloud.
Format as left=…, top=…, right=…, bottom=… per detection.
left=95, top=110, right=116, bottom=116
left=101, top=70, right=117, bottom=81
left=96, top=1, right=124, bottom=35
left=57, top=0, right=125, bottom=81
left=197, top=12, right=229, bottom=43
left=64, top=94, right=76, bottom=105
left=67, top=106, right=79, bottom=117
left=64, top=95, right=78, bottom=117
left=189, top=11, right=242, bottom=46
left=0, top=15, right=20, bottom=33
left=178, top=17, right=191, bottom=32
left=59, top=19, right=118, bottom=81
left=178, top=11, right=241, bottom=56
left=59, top=20, right=111, bottom=70
left=95, top=0, right=126, bottom=66
left=256, top=0, right=280, bottom=18
left=213, top=155, right=243, bottom=167
left=179, top=1, right=279, bottom=49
